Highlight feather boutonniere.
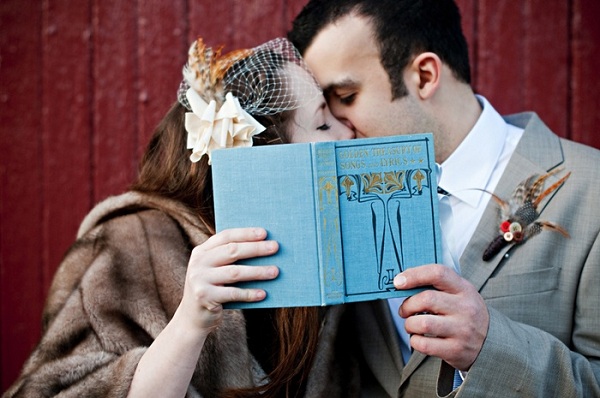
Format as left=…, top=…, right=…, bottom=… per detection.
left=482, top=169, right=571, bottom=261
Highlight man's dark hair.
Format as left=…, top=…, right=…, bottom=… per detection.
left=288, top=0, right=471, bottom=99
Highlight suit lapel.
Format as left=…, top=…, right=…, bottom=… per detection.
left=459, top=152, right=542, bottom=288
left=460, top=113, right=565, bottom=290
left=397, top=113, right=567, bottom=387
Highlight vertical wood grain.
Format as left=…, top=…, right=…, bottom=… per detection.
left=136, top=0, right=188, bottom=158
left=41, top=0, right=93, bottom=278
left=188, top=0, right=286, bottom=50
left=571, top=0, right=600, bottom=147
left=476, top=1, right=570, bottom=139
left=92, top=0, right=139, bottom=203
left=189, top=1, right=238, bottom=48
left=521, top=0, right=569, bottom=138
left=231, top=0, right=287, bottom=47
left=0, top=0, right=45, bottom=389
left=476, top=2, right=527, bottom=114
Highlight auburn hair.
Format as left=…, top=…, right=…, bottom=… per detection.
left=132, top=101, right=321, bottom=397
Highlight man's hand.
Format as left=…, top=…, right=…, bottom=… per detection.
left=395, top=264, right=489, bottom=371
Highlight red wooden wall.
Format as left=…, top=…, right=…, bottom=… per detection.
left=1, top=0, right=599, bottom=392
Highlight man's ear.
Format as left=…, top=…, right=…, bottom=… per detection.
left=409, top=52, right=442, bottom=100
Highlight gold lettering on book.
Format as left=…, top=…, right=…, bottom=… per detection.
left=380, top=157, right=408, bottom=167
left=381, top=144, right=423, bottom=155
left=338, top=148, right=370, bottom=159
left=339, top=160, right=367, bottom=170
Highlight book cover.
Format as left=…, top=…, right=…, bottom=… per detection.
left=211, top=133, right=441, bottom=308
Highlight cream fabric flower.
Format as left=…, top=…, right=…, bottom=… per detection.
left=185, top=89, right=266, bottom=164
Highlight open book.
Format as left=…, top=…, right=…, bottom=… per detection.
left=212, top=133, right=442, bottom=308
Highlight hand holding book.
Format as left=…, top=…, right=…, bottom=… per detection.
left=181, top=227, right=279, bottom=326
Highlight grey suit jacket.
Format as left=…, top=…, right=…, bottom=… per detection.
left=351, top=113, right=600, bottom=397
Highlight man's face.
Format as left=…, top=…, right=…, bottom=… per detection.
left=303, top=14, right=429, bottom=139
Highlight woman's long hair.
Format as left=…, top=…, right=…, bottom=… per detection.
left=131, top=101, right=321, bottom=398
left=131, top=102, right=215, bottom=229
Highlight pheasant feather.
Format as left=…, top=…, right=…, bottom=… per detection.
left=182, top=38, right=253, bottom=107
left=482, top=169, right=571, bottom=261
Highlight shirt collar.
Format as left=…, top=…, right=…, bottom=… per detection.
left=438, top=95, right=508, bottom=208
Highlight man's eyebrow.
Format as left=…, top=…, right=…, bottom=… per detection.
left=322, top=78, right=359, bottom=94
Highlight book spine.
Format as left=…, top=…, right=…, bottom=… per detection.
left=312, top=142, right=345, bottom=305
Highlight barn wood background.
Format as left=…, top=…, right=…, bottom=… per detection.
left=1, top=0, right=599, bottom=391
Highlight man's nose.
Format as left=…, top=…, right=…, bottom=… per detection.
left=329, top=105, right=354, bottom=132
left=342, top=120, right=356, bottom=138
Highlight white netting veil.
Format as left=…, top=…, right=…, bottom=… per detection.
left=177, top=37, right=322, bottom=116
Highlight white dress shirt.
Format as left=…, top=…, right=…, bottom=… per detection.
left=387, top=95, right=524, bottom=364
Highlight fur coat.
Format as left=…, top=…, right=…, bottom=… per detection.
left=4, top=192, right=360, bottom=397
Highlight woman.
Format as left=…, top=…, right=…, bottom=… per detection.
left=3, top=38, right=357, bottom=398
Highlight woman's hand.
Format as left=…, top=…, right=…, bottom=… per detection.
left=128, top=227, right=278, bottom=398
left=179, top=227, right=279, bottom=332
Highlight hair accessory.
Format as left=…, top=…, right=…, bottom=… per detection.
left=185, top=90, right=265, bottom=163
left=179, top=37, right=322, bottom=163
left=482, top=169, right=571, bottom=261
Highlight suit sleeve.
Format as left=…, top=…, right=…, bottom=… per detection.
left=457, top=230, right=600, bottom=397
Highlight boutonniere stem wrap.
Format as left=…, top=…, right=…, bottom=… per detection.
left=185, top=89, right=266, bottom=164
left=482, top=169, right=571, bottom=261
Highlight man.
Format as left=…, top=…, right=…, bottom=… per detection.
left=290, top=0, right=600, bottom=396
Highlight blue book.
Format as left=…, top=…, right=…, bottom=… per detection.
left=211, top=133, right=441, bottom=308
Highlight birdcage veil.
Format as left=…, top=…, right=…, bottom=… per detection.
left=177, top=37, right=322, bottom=163
left=177, top=37, right=322, bottom=116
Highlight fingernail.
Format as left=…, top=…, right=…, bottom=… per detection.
left=266, top=241, right=278, bottom=252
left=395, top=275, right=407, bottom=288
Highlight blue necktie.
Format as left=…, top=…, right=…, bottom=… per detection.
left=453, top=369, right=463, bottom=389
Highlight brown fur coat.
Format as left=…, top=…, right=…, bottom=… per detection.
left=4, top=192, right=360, bottom=397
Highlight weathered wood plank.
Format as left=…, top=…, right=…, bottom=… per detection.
left=475, top=1, right=570, bottom=139
left=522, top=0, right=569, bottom=138
left=92, top=0, right=139, bottom=202
left=232, top=0, right=287, bottom=47
left=476, top=2, right=526, bottom=114
left=41, top=0, right=93, bottom=279
left=0, top=0, right=45, bottom=389
left=137, top=0, right=188, bottom=157
left=189, top=1, right=238, bottom=48
left=571, top=0, right=600, bottom=147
